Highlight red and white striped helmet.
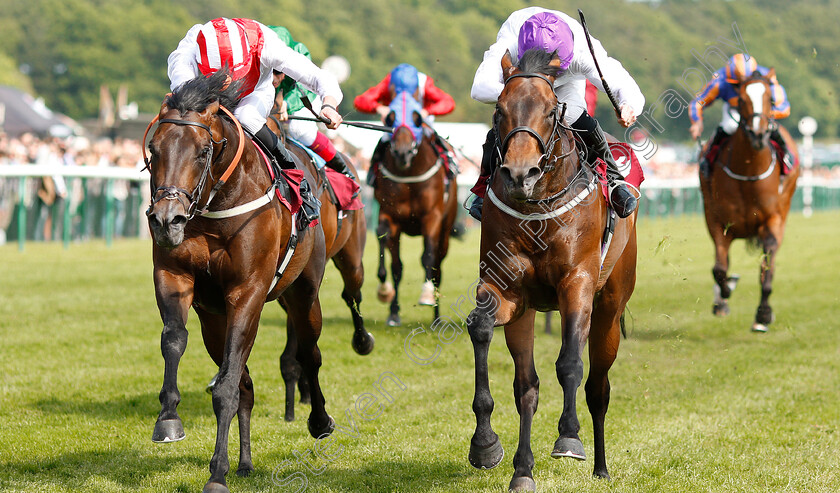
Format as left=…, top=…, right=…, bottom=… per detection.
left=195, top=18, right=264, bottom=94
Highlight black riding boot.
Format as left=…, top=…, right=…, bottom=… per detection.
left=769, top=126, right=793, bottom=169
left=575, top=113, right=637, bottom=218
left=255, top=124, right=320, bottom=225
left=699, top=126, right=727, bottom=178
left=468, top=128, right=497, bottom=222
left=326, top=153, right=356, bottom=181
left=367, top=138, right=389, bottom=187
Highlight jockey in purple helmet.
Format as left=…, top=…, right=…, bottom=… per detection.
left=468, top=7, right=645, bottom=220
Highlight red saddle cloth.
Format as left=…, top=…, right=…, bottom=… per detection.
left=594, top=142, right=645, bottom=204
left=324, top=168, right=363, bottom=211
left=253, top=140, right=313, bottom=225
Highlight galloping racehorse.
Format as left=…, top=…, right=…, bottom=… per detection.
left=144, top=72, right=335, bottom=493
left=700, top=69, right=799, bottom=332
left=267, top=109, right=374, bottom=421
left=373, top=91, right=459, bottom=326
left=465, top=50, right=638, bottom=492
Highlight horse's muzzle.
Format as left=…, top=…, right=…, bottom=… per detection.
left=147, top=203, right=188, bottom=249
left=499, top=163, right=542, bottom=200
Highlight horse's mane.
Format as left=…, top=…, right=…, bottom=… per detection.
left=517, top=48, right=563, bottom=78
left=165, top=69, right=243, bottom=115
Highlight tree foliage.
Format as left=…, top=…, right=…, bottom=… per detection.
left=0, top=0, right=837, bottom=138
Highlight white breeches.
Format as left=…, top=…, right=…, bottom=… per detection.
left=720, top=102, right=740, bottom=135
left=554, top=79, right=587, bottom=123
left=233, top=83, right=276, bottom=134
left=287, top=96, right=322, bottom=146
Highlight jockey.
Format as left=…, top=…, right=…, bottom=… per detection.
left=267, top=26, right=356, bottom=182
left=353, top=63, right=456, bottom=185
left=468, top=7, right=644, bottom=221
left=167, top=18, right=344, bottom=224
left=689, top=53, right=793, bottom=176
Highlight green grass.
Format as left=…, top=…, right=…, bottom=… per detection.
left=1, top=211, right=839, bottom=492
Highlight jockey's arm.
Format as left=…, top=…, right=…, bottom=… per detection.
left=689, top=76, right=723, bottom=139
left=770, top=80, right=791, bottom=119
left=576, top=35, right=644, bottom=128
left=261, top=25, right=343, bottom=128
left=167, top=24, right=203, bottom=91
left=353, top=76, right=391, bottom=114
left=422, top=76, right=456, bottom=116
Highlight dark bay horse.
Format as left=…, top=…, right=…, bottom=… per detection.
left=465, top=50, right=637, bottom=492
left=373, top=91, right=459, bottom=326
left=144, top=72, right=334, bottom=493
left=699, top=69, right=799, bottom=332
left=267, top=111, right=374, bottom=421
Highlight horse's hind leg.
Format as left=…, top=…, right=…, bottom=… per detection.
left=282, top=278, right=333, bottom=438
left=753, top=217, right=783, bottom=332
left=711, top=230, right=735, bottom=316
left=279, top=302, right=304, bottom=421
left=386, top=225, right=404, bottom=327
left=419, top=216, right=443, bottom=312
left=505, top=309, right=539, bottom=492
left=236, top=367, right=255, bottom=477
left=152, top=272, right=194, bottom=444
left=586, top=238, right=636, bottom=479
left=552, top=276, right=595, bottom=462
left=334, top=240, right=374, bottom=355
left=376, top=216, right=396, bottom=305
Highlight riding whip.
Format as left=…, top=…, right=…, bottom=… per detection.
left=295, top=84, right=393, bottom=133
left=577, top=9, right=622, bottom=116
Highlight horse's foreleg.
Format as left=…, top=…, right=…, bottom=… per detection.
left=236, top=367, right=255, bottom=477
left=386, top=226, right=403, bottom=327
left=553, top=277, right=595, bottom=462
left=375, top=216, right=394, bottom=303
left=333, top=248, right=374, bottom=356
left=206, top=295, right=264, bottom=492
left=754, top=218, right=782, bottom=331
left=152, top=271, right=194, bottom=444
left=505, top=309, right=540, bottom=492
left=467, top=284, right=518, bottom=470
left=711, top=231, right=735, bottom=316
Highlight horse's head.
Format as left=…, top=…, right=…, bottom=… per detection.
left=495, top=49, right=565, bottom=201
left=385, top=91, right=425, bottom=170
left=737, top=69, right=774, bottom=150
left=145, top=71, right=238, bottom=248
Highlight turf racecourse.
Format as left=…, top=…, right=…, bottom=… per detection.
left=1, top=211, right=839, bottom=493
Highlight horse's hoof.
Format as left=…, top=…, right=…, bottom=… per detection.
left=152, top=418, right=185, bottom=443
left=418, top=280, right=436, bottom=306
left=509, top=476, right=536, bottom=492
left=300, top=394, right=311, bottom=405
left=308, top=415, right=336, bottom=439
left=551, top=437, right=586, bottom=460
left=202, top=481, right=230, bottom=493
left=284, top=410, right=295, bottom=422
left=712, top=302, right=730, bottom=317
left=387, top=314, right=401, bottom=327
left=751, top=323, right=769, bottom=333
left=593, top=468, right=611, bottom=480
left=755, top=305, right=775, bottom=325
left=236, top=464, right=254, bottom=477
left=377, top=282, right=395, bottom=303
left=469, top=435, right=504, bottom=469
left=352, top=331, right=375, bottom=356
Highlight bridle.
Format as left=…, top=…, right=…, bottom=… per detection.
left=736, top=77, right=774, bottom=149
left=142, top=105, right=245, bottom=220
left=494, top=72, right=583, bottom=204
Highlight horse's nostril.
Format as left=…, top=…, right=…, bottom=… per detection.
left=170, top=215, right=187, bottom=227
left=148, top=214, right=162, bottom=229
left=499, top=166, right=513, bottom=183
left=525, top=166, right=541, bottom=181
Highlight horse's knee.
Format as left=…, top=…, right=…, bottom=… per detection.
left=467, top=308, right=494, bottom=344
left=555, top=353, right=584, bottom=384
left=161, top=324, right=188, bottom=357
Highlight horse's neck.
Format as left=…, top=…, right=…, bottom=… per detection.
left=213, top=119, right=267, bottom=202
left=728, top=127, right=771, bottom=171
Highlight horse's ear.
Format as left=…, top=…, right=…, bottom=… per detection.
left=412, top=111, right=423, bottom=128
left=548, top=56, right=563, bottom=79
left=385, top=111, right=396, bottom=128
left=206, top=100, right=220, bottom=116
left=501, top=50, right=516, bottom=80
left=766, top=67, right=776, bottom=79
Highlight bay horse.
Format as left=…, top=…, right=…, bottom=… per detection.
left=373, top=91, right=459, bottom=326
left=699, top=68, right=799, bottom=332
left=266, top=109, right=374, bottom=421
left=144, top=71, right=335, bottom=493
left=465, top=49, right=637, bottom=491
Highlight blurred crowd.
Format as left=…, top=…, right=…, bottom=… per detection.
left=0, top=132, right=146, bottom=243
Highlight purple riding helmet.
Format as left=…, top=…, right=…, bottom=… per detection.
left=517, top=12, right=574, bottom=70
